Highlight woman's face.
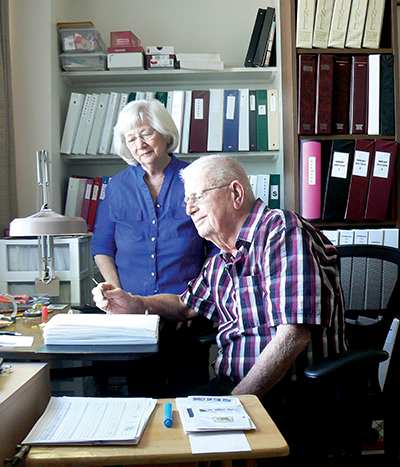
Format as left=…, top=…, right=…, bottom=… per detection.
left=124, top=120, right=170, bottom=168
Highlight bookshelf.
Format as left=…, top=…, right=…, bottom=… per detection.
left=280, top=0, right=400, bottom=229
left=59, top=65, right=285, bottom=203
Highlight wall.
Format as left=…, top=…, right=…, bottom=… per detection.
left=10, top=0, right=278, bottom=217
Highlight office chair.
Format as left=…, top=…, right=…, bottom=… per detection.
left=305, top=244, right=400, bottom=462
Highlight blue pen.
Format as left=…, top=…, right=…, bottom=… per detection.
left=163, top=402, right=173, bottom=427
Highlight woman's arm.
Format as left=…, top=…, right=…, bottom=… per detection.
left=94, top=254, right=122, bottom=288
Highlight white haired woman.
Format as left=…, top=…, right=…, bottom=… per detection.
left=91, top=99, right=216, bottom=397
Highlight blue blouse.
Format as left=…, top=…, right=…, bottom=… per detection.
left=91, top=155, right=217, bottom=296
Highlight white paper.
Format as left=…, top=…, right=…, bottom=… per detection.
left=43, top=313, right=159, bottom=345
left=189, top=431, right=252, bottom=454
left=23, top=396, right=157, bottom=445
left=0, top=335, right=34, bottom=347
left=176, top=396, right=255, bottom=433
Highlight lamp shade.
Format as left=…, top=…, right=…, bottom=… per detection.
left=9, top=207, right=87, bottom=237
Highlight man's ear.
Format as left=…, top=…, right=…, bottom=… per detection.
left=230, top=180, right=246, bottom=210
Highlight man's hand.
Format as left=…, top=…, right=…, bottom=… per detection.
left=92, top=282, right=146, bottom=314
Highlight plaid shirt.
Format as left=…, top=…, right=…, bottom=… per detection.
left=181, top=200, right=346, bottom=381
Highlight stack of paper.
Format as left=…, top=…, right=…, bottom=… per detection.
left=22, top=396, right=157, bottom=445
left=176, top=396, right=255, bottom=433
left=43, top=313, right=159, bottom=345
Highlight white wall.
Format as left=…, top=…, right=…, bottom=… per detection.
left=10, top=0, right=278, bottom=217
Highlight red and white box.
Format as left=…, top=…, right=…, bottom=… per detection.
left=146, top=54, right=177, bottom=69
left=110, top=31, right=141, bottom=48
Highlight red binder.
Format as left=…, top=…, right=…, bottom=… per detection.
left=86, top=177, right=103, bottom=232
left=332, top=55, right=351, bottom=134
left=315, top=54, right=334, bottom=135
left=344, top=140, right=375, bottom=221
left=364, top=140, right=398, bottom=221
left=298, top=54, right=317, bottom=136
left=349, top=55, right=368, bottom=135
left=189, top=90, right=210, bottom=153
left=80, top=178, right=94, bottom=223
left=300, top=140, right=322, bottom=220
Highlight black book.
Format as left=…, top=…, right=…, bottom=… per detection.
left=244, top=8, right=267, bottom=67
left=322, top=140, right=356, bottom=221
left=253, top=7, right=276, bottom=67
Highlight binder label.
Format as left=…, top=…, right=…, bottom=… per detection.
left=226, top=95, right=236, bottom=120
left=308, top=156, right=317, bottom=185
left=373, top=151, right=391, bottom=179
left=352, top=150, right=370, bottom=177
left=194, top=99, right=204, bottom=120
left=250, top=94, right=256, bottom=111
left=331, top=151, right=349, bottom=179
left=258, top=104, right=267, bottom=116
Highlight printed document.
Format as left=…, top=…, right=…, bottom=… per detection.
left=43, top=313, right=159, bottom=345
left=176, top=396, right=254, bottom=454
left=23, top=396, right=157, bottom=445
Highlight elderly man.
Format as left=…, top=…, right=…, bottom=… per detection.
left=93, top=155, right=346, bottom=452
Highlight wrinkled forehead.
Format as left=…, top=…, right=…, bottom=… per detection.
left=184, top=175, right=208, bottom=196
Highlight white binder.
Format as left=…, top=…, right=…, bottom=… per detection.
left=238, top=89, right=250, bottom=152
left=60, top=92, right=85, bottom=154
left=87, top=93, right=110, bottom=156
left=99, top=92, right=121, bottom=155
left=207, top=89, right=224, bottom=152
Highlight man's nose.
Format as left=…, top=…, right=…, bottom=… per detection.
left=185, top=201, right=197, bottom=216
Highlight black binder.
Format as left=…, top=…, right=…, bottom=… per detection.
left=244, top=8, right=267, bottom=67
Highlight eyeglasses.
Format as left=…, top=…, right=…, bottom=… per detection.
left=183, top=184, right=230, bottom=207
left=125, top=130, right=155, bottom=147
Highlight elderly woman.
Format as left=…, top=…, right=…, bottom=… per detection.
left=91, top=99, right=216, bottom=397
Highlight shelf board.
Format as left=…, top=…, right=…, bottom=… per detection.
left=296, top=48, right=393, bottom=55
left=299, top=134, right=396, bottom=141
left=61, top=67, right=277, bottom=87
left=61, top=151, right=279, bottom=164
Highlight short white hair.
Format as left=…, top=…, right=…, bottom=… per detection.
left=180, top=154, right=254, bottom=196
left=113, top=99, right=179, bottom=165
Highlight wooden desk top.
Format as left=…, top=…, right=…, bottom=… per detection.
left=26, top=395, right=289, bottom=467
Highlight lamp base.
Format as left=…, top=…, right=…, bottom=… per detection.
left=35, top=277, right=60, bottom=297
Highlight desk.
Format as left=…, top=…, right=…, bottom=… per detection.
left=0, top=312, right=157, bottom=362
left=26, top=395, right=289, bottom=467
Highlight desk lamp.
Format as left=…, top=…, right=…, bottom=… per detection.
left=9, top=150, right=87, bottom=296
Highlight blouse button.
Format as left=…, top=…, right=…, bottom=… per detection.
left=151, top=272, right=155, bottom=277
left=152, top=220, right=156, bottom=224
left=151, top=237, right=156, bottom=242
left=151, top=254, right=155, bottom=259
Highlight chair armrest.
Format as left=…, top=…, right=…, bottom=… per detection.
left=305, top=349, right=389, bottom=379
left=196, top=326, right=218, bottom=345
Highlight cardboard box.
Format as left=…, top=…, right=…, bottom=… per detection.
left=0, top=363, right=50, bottom=464
left=146, top=46, right=175, bottom=55
left=146, top=54, right=177, bottom=69
left=108, top=52, right=144, bottom=70
left=110, top=31, right=141, bottom=48
left=107, top=46, right=144, bottom=54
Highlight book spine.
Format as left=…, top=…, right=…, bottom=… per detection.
left=298, top=54, right=317, bottom=136
left=315, top=54, right=334, bottom=134
left=296, top=0, right=317, bottom=48
left=328, top=0, right=352, bottom=48
left=345, top=0, right=369, bottom=48
left=312, top=0, right=334, bottom=48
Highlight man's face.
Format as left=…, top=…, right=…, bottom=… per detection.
left=184, top=177, right=232, bottom=244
